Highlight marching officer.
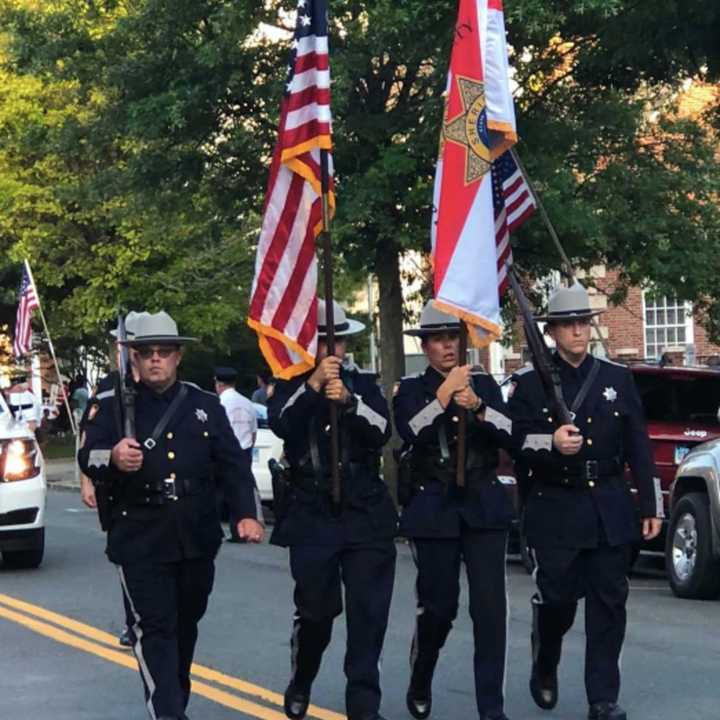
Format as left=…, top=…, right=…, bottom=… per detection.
left=268, top=300, right=398, bottom=720
left=393, top=302, right=515, bottom=720
left=78, top=311, right=264, bottom=720
left=507, top=283, right=663, bottom=720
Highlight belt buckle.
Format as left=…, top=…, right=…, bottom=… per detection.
left=163, top=477, right=178, bottom=501
left=585, top=460, right=599, bottom=481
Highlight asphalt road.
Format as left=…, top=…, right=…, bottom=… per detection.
left=1, top=490, right=718, bottom=720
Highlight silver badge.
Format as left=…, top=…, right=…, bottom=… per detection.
left=195, top=408, right=208, bottom=423
left=603, top=387, right=618, bottom=402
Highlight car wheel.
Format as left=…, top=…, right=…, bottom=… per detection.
left=665, top=493, right=720, bottom=600
left=2, top=528, right=45, bottom=569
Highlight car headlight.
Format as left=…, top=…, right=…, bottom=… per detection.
left=2, top=439, right=40, bottom=482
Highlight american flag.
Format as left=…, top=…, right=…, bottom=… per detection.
left=13, top=264, right=39, bottom=358
left=248, top=0, right=333, bottom=380
left=492, top=150, right=537, bottom=295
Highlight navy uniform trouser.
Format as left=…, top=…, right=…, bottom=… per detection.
left=409, top=528, right=508, bottom=717
left=118, top=558, right=215, bottom=719
left=531, top=542, right=631, bottom=705
left=288, top=540, right=396, bottom=719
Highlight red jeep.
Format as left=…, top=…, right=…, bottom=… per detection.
left=631, top=363, right=720, bottom=548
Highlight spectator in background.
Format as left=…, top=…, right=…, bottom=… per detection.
left=214, top=367, right=257, bottom=462
left=251, top=369, right=274, bottom=406
left=71, top=374, right=89, bottom=427
left=215, top=367, right=259, bottom=544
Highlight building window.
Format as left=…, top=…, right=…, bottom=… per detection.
left=643, top=294, right=693, bottom=359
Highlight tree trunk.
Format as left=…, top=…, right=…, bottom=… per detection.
left=376, top=241, right=405, bottom=502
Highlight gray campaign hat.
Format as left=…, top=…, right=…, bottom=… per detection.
left=535, top=282, right=604, bottom=323
left=120, top=311, right=198, bottom=346
left=318, top=300, right=365, bottom=338
left=404, top=301, right=461, bottom=338
left=109, top=311, right=151, bottom=339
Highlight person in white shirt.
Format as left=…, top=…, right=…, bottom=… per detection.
left=214, top=367, right=257, bottom=462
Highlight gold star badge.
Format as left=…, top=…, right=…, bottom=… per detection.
left=443, top=76, right=491, bottom=185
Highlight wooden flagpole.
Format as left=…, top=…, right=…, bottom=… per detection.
left=23, top=259, right=77, bottom=436
left=509, top=147, right=611, bottom=357
left=456, top=322, right=468, bottom=488
left=320, top=149, right=341, bottom=506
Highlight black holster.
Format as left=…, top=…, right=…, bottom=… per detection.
left=95, top=481, right=114, bottom=532
left=269, top=458, right=292, bottom=520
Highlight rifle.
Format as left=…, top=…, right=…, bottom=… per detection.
left=116, top=313, right=136, bottom=439
left=507, top=267, right=574, bottom=426
left=95, top=314, right=136, bottom=532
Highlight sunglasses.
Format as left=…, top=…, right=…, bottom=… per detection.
left=133, top=346, right=179, bottom=359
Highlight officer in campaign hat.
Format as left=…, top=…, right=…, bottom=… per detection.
left=268, top=300, right=397, bottom=720
left=79, top=311, right=264, bottom=720
left=507, top=282, right=663, bottom=720
left=393, top=301, right=515, bottom=720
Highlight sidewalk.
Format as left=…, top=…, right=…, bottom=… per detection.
left=45, top=458, right=79, bottom=490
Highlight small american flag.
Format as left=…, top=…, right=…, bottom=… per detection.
left=248, top=0, right=333, bottom=380
left=492, top=150, right=537, bottom=295
left=13, top=264, right=39, bottom=358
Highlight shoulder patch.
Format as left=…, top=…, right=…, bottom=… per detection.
left=597, top=357, right=628, bottom=369
left=400, top=372, right=422, bottom=381
left=95, top=389, right=115, bottom=401
left=182, top=381, right=218, bottom=398
left=513, top=364, right=535, bottom=378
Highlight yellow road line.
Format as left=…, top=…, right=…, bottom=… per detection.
left=0, top=604, right=288, bottom=719
left=0, top=595, right=345, bottom=720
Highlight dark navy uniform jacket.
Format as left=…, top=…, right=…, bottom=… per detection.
left=393, top=366, right=516, bottom=538
left=268, top=367, right=398, bottom=546
left=78, top=379, right=262, bottom=565
left=508, top=355, right=663, bottom=549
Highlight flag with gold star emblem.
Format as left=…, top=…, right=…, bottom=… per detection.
left=431, top=0, right=518, bottom=346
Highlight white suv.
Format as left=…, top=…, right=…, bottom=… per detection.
left=0, top=392, right=46, bottom=568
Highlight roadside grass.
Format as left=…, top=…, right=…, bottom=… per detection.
left=42, top=433, right=77, bottom=460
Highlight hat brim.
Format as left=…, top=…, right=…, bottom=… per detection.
left=404, top=324, right=461, bottom=338
left=534, top=309, right=604, bottom=323
left=121, top=335, right=198, bottom=346
left=319, top=318, right=366, bottom=337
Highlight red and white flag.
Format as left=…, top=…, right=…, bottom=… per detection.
left=13, top=262, right=39, bottom=358
left=431, top=0, right=518, bottom=346
left=248, top=0, right=333, bottom=379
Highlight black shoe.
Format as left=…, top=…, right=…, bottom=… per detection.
left=118, top=627, right=132, bottom=648
left=530, top=663, right=558, bottom=710
left=588, top=702, right=627, bottom=720
left=480, top=715, right=509, bottom=720
left=406, top=688, right=432, bottom=720
left=284, top=683, right=310, bottom=720
left=349, top=714, right=387, bottom=720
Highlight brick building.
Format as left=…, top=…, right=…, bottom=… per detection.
left=490, top=267, right=720, bottom=379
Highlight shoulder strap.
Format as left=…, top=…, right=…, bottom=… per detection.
left=143, top=385, right=189, bottom=451
left=567, top=358, right=601, bottom=417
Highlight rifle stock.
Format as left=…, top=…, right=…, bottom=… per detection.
left=507, top=269, right=574, bottom=426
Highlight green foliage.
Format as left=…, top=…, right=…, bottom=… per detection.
left=0, top=0, right=718, bottom=364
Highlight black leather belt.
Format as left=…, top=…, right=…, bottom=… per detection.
left=126, top=476, right=208, bottom=506
left=541, top=459, right=622, bottom=488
